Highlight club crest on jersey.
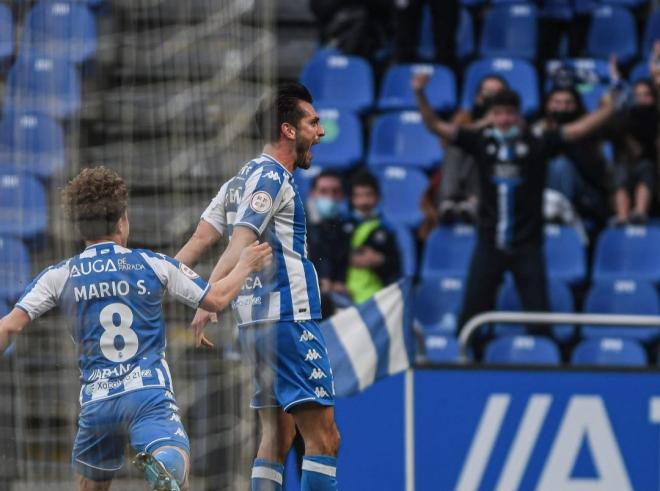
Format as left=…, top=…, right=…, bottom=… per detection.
left=179, top=262, right=199, bottom=279
left=250, top=191, right=273, bottom=214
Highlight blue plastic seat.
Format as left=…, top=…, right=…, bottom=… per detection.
left=0, top=4, right=13, bottom=65
left=423, top=333, right=460, bottom=363
left=480, top=4, right=538, bottom=61
left=587, top=6, right=638, bottom=65
left=421, top=225, right=476, bottom=280
left=571, top=337, right=647, bottom=366
left=593, top=226, right=660, bottom=283
left=367, top=111, right=443, bottom=170
left=414, top=277, right=465, bottom=335
left=0, top=173, right=47, bottom=239
left=0, top=112, right=65, bottom=179
left=377, top=166, right=428, bottom=228
left=418, top=8, right=475, bottom=63
left=20, top=1, right=96, bottom=63
left=378, top=64, right=456, bottom=113
left=630, top=61, right=651, bottom=83
left=300, top=54, right=374, bottom=113
left=293, top=166, right=321, bottom=204
left=494, top=277, right=576, bottom=341
left=579, top=82, right=608, bottom=112
left=545, top=58, right=610, bottom=91
left=643, top=10, right=660, bottom=56
left=0, top=236, right=31, bottom=302
left=484, top=335, right=561, bottom=365
left=582, top=280, right=660, bottom=342
left=544, top=225, right=586, bottom=284
left=601, top=0, right=649, bottom=7
left=461, top=58, right=539, bottom=116
left=540, top=0, right=573, bottom=20
left=4, top=56, right=81, bottom=119
left=394, top=225, right=417, bottom=278
left=313, top=108, right=362, bottom=171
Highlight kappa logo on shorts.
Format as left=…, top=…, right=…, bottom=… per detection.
left=314, top=387, right=330, bottom=398
left=304, top=349, right=322, bottom=361
left=299, top=330, right=316, bottom=342
left=308, top=368, right=327, bottom=380
left=250, top=191, right=273, bottom=214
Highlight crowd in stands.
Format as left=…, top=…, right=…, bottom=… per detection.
left=300, top=0, right=660, bottom=365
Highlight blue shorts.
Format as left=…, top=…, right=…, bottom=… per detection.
left=72, top=388, right=189, bottom=481
left=239, top=320, right=335, bottom=412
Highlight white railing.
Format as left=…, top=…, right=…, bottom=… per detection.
left=458, top=311, right=660, bottom=361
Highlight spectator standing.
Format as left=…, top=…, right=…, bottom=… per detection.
left=345, top=171, right=401, bottom=304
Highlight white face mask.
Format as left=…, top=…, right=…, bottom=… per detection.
left=492, top=125, right=520, bottom=142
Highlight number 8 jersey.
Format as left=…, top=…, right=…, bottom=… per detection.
left=16, top=241, right=210, bottom=406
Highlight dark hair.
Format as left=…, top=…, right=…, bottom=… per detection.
left=311, top=170, right=343, bottom=190
left=350, top=170, right=380, bottom=196
left=256, top=83, right=314, bottom=142
left=544, top=86, right=586, bottom=116
left=477, top=74, right=509, bottom=95
left=62, top=166, right=128, bottom=241
left=633, top=78, right=658, bottom=102
left=484, top=88, right=521, bottom=111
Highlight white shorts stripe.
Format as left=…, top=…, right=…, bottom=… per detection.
left=252, top=466, right=283, bottom=484
left=302, top=459, right=337, bottom=477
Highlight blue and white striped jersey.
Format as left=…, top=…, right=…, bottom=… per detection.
left=16, top=242, right=210, bottom=406
left=201, top=153, right=321, bottom=326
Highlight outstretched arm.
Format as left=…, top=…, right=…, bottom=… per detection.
left=413, top=73, right=458, bottom=140
left=562, top=96, right=614, bottom=143
left=175, top=220, right=222, bottom=268
left=0, top=308, right=30, bottom=353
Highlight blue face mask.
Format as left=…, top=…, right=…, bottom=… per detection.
left=314, top=196, right=340, bottom=219
left=492, top=125, right=520, bottom=142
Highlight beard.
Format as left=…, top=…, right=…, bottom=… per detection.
left=294, top=137, right=312, bottom=170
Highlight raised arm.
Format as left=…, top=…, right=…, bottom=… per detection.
left=561, top=95, right=615, bottom=143
left=175, top=219, right=222, bottom=268
left=413, top=73, right=458, bottom=140
left=0, top=308, right=30, bottom=353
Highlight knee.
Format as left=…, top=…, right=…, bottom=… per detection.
left=318, top=422, right=340, bottom=457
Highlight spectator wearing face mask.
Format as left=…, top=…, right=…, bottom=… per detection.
left=419, top=74, right=509, bottom=239
left=610, top=79, right=659, bottom=225
left=307, top=170, right=351, bottom=316
left=413, top=73, right=617, bottom=338
left=345, top=171, right=401, bottom=304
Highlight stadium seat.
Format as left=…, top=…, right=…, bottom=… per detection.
left=300, top=54, right=374, bottom=113
left=414, top=277, right=465, bottom=335
left=582, top=280, right=660, bottom=342
left=293, top=166, right=320, bottom=204
left=544, top=225, right=586, bottom=284
left=313, top=108, right=362, bottom=171
left=394, top=225, right=417, bottom=277
left=462, top=0, right=485, bottom=6
left=0, top=112, right=65, bottom=179
left=571, top=337, right=648, bottom=366
left=423, top=332, right=460, bottom=363
left=578, top=82, right=608, bottom=112
left=0, top=4, right=13, bottom=66
left=377, top=166, right=428, bottom=228
left=540, top=0, right=573, bottom=20
left=367, top=111, right=443, bottom=170
left=378, top=64, right=456, bottom=113
left=630, top=61, right=650, bottom=83
left=586, top=6, right=638, bottom=65
left=461, top=58, right=539, bottom=116
left=20, top=1, right=97, bottom=63
left=0, top=236, right=31, bottom=302
left=420, top=225, right=476, bottom=280
left=643, top=10, right=660, bottom=56
left=593, top=226, right=660, bottom=283
left=601, top=0, right=649, bottom=7
left=480, top=4, right=539, bottom=61
left=0, top=299, right=9, bottom=317
left=545, top=58, right=610, bottom=91
left=494, top=277, right=576, bottom=342
left=484, top=335, right=561, bottom=365
left=418, top=8, right=475, bottom=63
left=0, top=173, right=47, bottom=240
left=4, top=56, right=81, bottom=119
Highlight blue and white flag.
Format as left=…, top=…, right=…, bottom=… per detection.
left=321, top=279, right=414, bottom=397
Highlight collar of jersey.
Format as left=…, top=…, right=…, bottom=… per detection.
left=261, top=152, right=292, bottom=177
left=84, top=240, right=117, bottom=250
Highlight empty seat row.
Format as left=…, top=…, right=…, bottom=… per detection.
left=0, top=236, right=32, bottom=303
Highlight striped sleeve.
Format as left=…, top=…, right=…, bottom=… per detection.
left=141, top=252, right=210, bottom=309
left=234, top=166, right=288, bottom=236
left=200, top=181, right=229, bottom=236
left=16, top=261, right=70, bottom=320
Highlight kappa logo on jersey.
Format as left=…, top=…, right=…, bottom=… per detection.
left=170, top=413, right=181, bottom=423
left=309, top=368, right=327, bottom=380
left=305, top=349, right=322, bottom=361
left=178, top=262, right=199, bottom=280
left=299, top=330, right=316, bottom=342
left=174, top=428, right=186, bottom=438
left=250, top=191, right=273, bottom=214
left=264, top=170, right=282, bottom=183
left=314, top=386, right=330, bottom=398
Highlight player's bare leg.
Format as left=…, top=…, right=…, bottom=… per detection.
left=292, top=404, right=339, bottom=491
left=77, top=475, right=112, bottom=491
left=251, top=408, right=296, bottom=490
